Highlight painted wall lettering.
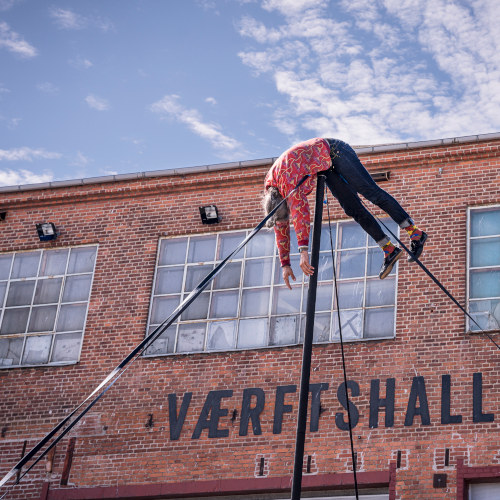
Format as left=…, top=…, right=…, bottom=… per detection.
left=369, top=378, right=395, bottom=428
left=335, top=381, right=360, bottom=431
left=239, top=387, right=265, bottom=436
left=404, top=376, right=430, bottom=426
left=273, top=385, right=296, bottom=434
left=192, top=390, right=233, bottom=439
left=441, top=374, right=462, bottom=425
left=166, top=373, right=495, bottom=441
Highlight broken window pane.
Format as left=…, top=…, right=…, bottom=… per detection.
left=62, top=275, right=92, bottom=302
left=6, top=280, right=35, bottom=306
left=470, top=270, right=500, bottom=299
left=28, top=305, right=57, bottom=332
left=39, top=249, right=69, bottom=276
left=11, top=251, right=41, bottom=279
left=176, top=324, right=206, bottom=353
left=207, top=320, right=236, bottom=350
left=213, top=261, right=241, bottom=289
left=237, top=318, right=268, bottom=348
left=339, top=249, right=366, bottom=279
left=244, top=258, right=273, bottom=287
left=181, top=292, right=209, bottom=320
left=340, top=222, right=366, bottom=249
left=151, top=296, right=180, bottom=325
left=272, top=286, right=301, bottom=314
left=0, top=337, right=23, bottom=367
left=218, top=232, right=245, bottom=260
left=332, top=309, right=363, bottom=341
left=188, top=235, right=216, bottom=263
left=470, top=237, right=500, bottom=268
left=471, top=209, right=500, bottom=237
left=159, top=238, right=187, bottom=266
left=144, top=325, right=177, bottom=355
left=241, top=288, right=270, bottom=317
left=0, top=308, right=30, bottom=334
left=366, top=278, right=395, bottom=307
left=469, top=300, right=500, bottom=331
left=185, top=265, right=214, bottom=292
left=22, top=335, right=52, bottom=365
left=270, top=316, right=297, bottom=346
left=364, top=307, right=395, bottom=338
left=51, top=332, right=82, bottom=362
left=336, top=281, right=364, bottom=309
left=56, top=303, right=87, bottom=332
left=246, top=231, right=275, bottom=257
left=0, top=254, right=13, bottom=280
left=155, top=267, right=184, bottom=295
left=33, top=278, right=63, bottom=304
left=210, top=290, right=238, bottom=318
left=67, top=247, right=97, bottom=274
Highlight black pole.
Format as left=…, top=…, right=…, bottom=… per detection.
left=291, top=175, right=325, bottom=500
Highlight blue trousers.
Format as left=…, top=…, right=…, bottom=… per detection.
left=323, top=139, right=411, bottom=245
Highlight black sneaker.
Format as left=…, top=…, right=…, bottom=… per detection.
left=379, top=247, right=403, bottom=279
left=407, top=231, right=428, bottom=262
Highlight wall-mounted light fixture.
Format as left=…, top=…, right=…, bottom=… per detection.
left=371, top=171, right=391, bottom=182
left=199, top=205, right=221, bottom=225
left=36, top=222, right=57, bottom=241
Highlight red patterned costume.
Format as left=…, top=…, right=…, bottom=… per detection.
left=264, top=138, right=332, bottom=267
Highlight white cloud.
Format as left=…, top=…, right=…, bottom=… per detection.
left=151, top=94, right=242, bottom=152
left=205, top=97, right=217, bottom=105
left=0, top=0, right=22, bottom=11
left=0, top=21, right=37, bottom=58
left=0, top=169, right=53, bottom=186
left=70, top=151, right=90, bottom=167
left=36, top=82, right=59, bottom=94
left=49, top=7, right=113, bottom=32
left=69, top=56, right=93, bottom=70
left=0, top=147, right=61, bottom=161
left=237, top=0, right=500, bottom=144
left=85, top=94, right=110, bottom=111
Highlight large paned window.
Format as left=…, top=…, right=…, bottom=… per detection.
left=468, top=206, right=500, bottom=332
left=145, top=221, right=397, bottom=356
left=0, top=246, right=97, bottom=368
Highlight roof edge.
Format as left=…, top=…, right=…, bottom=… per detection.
left=1, top=132, right=499, bottom=194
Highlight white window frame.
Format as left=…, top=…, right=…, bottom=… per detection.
left=144, top=220, right=398, bottom=357
left=0, top=244, right=98, bottom=369
left=467, top=204, right=500, bottom=333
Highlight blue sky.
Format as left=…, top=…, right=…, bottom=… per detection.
left=1, top=0, right=500, bottom=187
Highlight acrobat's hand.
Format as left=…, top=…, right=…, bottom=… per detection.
left=299, top=251, right=314, bottom=276
left=282, top=265, right=296, bottom=290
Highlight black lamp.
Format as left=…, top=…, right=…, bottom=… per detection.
left=199, top=205, right=221, bottom=224
left=36, top=222, right=57, bottom=241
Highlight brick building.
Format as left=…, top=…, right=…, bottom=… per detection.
left=0, top=133, right=499, bottom=500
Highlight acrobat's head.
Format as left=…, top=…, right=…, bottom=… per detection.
left=262, top=186, right=289, bottom=228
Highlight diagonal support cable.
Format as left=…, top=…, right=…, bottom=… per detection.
left=0, top=175, right=311, bottom=497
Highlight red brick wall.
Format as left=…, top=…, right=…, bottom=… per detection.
left=1, top=138, right=499, bottom=499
